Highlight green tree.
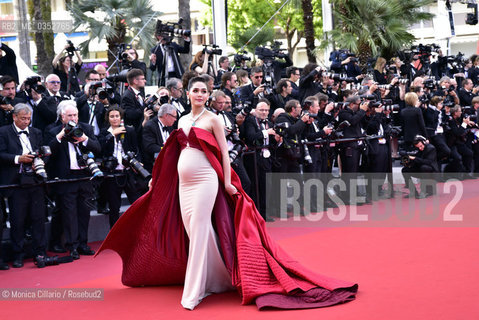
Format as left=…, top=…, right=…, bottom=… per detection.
left=200, top=0, right=322, bottom=58
left=68, top=0, right=158, bottom=68
left=27, top=0, right=54, bottom=76
left=326, top=0, right=435, bottom=64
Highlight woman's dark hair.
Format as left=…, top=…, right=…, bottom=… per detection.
left=104, top=105, right=124, bottom=123
left=188, top=76, right=208, bottom=91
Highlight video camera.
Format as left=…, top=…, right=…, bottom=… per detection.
left=234, top=51, right=251, bottom=66
left=24, top=76, right=46, bottom=96
left=254, top=42, right=287, bottom=61
left=202, top=44, right=222, bottom=56
left=155, top=19, right=191, bottom=44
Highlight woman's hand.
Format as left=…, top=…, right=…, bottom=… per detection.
left=225, top=183, right=238, bottom=196
left=112, top=127, right=126, bottom=136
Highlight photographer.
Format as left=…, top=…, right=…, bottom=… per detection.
left=150, top=24, right=190, bottom=87
left=220, top=72, right=238, bottom=110
left=0, top=42, right=19, bottom=84
left=458, top=78, right=479, bottom=107
left=209, top=90, right=251, bottom=195
left=123, top=47, right=147, bottom=75
left=215, top=56, right=230, bottom=85
left=445, top=105, right=474, bottom=177
left=76, top=70, right=106, bottom=136
left=166, top=78, right=188, bottom=116
left=330, top=50, right=362, bottom=79
left=52, top=41, right=83, bottom=95
left=275, top=99, right=309, bottom=173
left=45, top=100, right=101, bottom=260
left=0, top=104, right=47, bottom=268
left=121, top=69, right=147, bottom=132
left=99, top=106, right=144, bottom=228
left=243, top=99, right=282, bottom=220
left=257, top=49, right=293, bottom=86
left=142, top=103, right=177, bottom=171
left=239, top=66, right=267, bottom=109
left=433, top=76, right=459, bottom=106
left=267, top=79, right=293, bottom=115
left=0, top=75, right=22, bottom=126
left=298, top=63, right=321, bottom=103
left=400, top=92, right=428, bottom=151
left=402, top=135, right=438, bottom=198
left=423, top=96, right=451, bottom=162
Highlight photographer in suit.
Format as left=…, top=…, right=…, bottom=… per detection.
left=0, top=75, right=23, bottom=127
left=99, top=106, right=144, bottom=228
left=76, top=70, right=105, bottom=137
left=149, top=32, right=191, bottom=87
left=0, top=104, right=47, bottom=268
left=402, top=135, right=438, bottom=198
left=45, top=100, right=101, bottom=260
left=142, top=103, right=177, bottom=171
left=243, top=99, right=282, bottom=220
left=121, top=69, right=147, bottom=133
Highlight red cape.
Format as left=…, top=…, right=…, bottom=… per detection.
left=97, top=127, right=358, bottom=310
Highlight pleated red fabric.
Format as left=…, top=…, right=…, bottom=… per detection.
left=97, top=127, right=358, bottom=309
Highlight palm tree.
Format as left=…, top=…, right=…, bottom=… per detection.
left=326, top=0, right=435, bottom=65
left=68, top=0, right=158, bottom=69
left=27, top=0, right=54, bottom=76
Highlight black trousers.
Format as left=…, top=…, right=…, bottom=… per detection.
left=430, top=134, right=451, bottom=161
left=402, top=164, right=436, bottom=194
left=8, top=186, right=46, bottom=257
left=367, top=144, right=390, bottom=199
left=103, top=172, right=142, bottom=228
left=232, top=158, right=252, bottom=197
left=55, top=179, right=94, bottom=251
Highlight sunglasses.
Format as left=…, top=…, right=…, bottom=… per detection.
left=254, top=75, right=263, bottom=79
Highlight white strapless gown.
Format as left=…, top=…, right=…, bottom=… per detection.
left=177, top=131, right=234, bottom=310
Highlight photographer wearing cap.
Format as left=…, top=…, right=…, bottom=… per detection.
left=402, top=135, right=438, bottom=198
left=0, top=104, right=47, bottom=268
left=45, top=100, right=101, bottom=260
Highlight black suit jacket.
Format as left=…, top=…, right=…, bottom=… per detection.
left=45, top=122, right=101, bottom=180
left=400, top=105, right=427, bottom=143
left=422, top=106, right=440, bottom=138
left=99, top=126, right=139, bottom=161
left=413, top=143, right=439, bottom=172
left=338, top=107, right=367, bottom=148
left=76, top=93, right=105, bottom=133
left=121, top=88, right=144, bottom=131
left=142, top=118, right=170, bottom=170
left=458, top=88, right=476, bottom=107
left=0, top=125, right=43, bottom=195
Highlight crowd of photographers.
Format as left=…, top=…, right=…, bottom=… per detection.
left=1, top=33, right=479, bottom=270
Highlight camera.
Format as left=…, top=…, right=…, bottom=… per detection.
left=0, top=95, right=12, bottom=106
left=424, top=78, right=440, bottom=90
left=332, top=102, right=348, bottom=113
left=66, top=40, right=77, bottom=55
left=79, top=152, right=104, bottom=179
left=324, top=72, right=356, bottom=83
left=229, top=143, right=244, bottom=163
left=234, top=51, right=251, bottom=65
left=301, top=139, right=313, bottom=164
left=399, top=150, right=418, bottom=167
left=262, top=83, right=274, bottom=96
left=63, top=121, right=84, bottom=142
left=34, top=254, right=73, bottom=268
left=28, top=146, right=52, bottom=181
left=143, top=93, right=163, bottom=111
left=273, top=122, right=290, bottom=137
left=202, top=44, right=222, bottom=56
left=329, top=120, right=351, bottom=140
left=88, top=81, right=110, bottom=100
left=239, top=100, right=252, bottom=117
left=24, top=76, right=46, bottom=95
left=155, top=19, right=191, bottom=44
left=106, top=69, right=129, bottom=83
left=122, top=151, right=151, bottom=180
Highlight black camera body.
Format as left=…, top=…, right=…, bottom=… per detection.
left=23, top=146, right=52, bottom=181
left=234, top=51, right=251, bottom=66
left=273, top=122, right=290, bottom=137
left=24, top=76, right=46, bottom=95
left=399, top=150, right=419, bottom=167
left=63, top=121, right=84, bottom=142
left=122, top=151, right=151, bottom=180
left=202, top=44, right=222, bottom=56
left=66, top=40, right=77, bottom=55
left=0, top=95, right=12, bottom=106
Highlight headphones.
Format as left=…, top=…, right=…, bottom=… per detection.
left=413, top=134, right=427, bottom=145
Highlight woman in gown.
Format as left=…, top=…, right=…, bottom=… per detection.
left=97, top=77, right=358, bottom=310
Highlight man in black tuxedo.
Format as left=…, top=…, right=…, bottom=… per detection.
left=76, top=70, right=105, bottom=137
left=0, top=104, right=47, bottom=268
left=239, top=67, right=266, bottom=109
left=166, top=78, right=189, bottom=117
left=243, top=99, right=282, bottom=220
left=423, top=96, right=451, bottom=162
left=142, top=104, right=177, bottom=171
left=45, top=100, right=101, bottom=259
left=402, top=135, right=439, bottom=198
left=458, top=78, right=479, bottom=107
left=121, top=69, right=147, bottom=132
left=220, top=72, right=238, bottom=111
left=149, top=34, right=191, bottom=87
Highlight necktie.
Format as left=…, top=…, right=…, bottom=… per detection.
left=19, top=130, right=29, bottom=136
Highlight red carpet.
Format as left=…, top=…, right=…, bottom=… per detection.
left=1, top=179, right=479, bottom=319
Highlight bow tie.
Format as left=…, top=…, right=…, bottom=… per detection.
left=161, top=126, right=169, bottom=132
left=260, top=120, right=267, bottom=124
left=18, top=130, right=29, bottom=136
